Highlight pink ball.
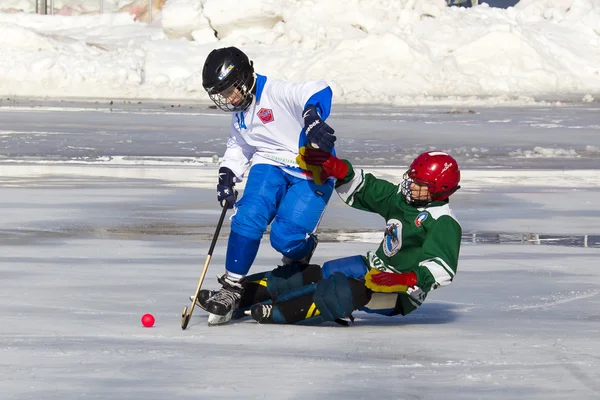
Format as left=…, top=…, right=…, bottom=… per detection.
left=141, top=313, right=155, bottom=327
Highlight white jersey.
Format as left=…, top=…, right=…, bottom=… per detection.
left=220, top=74, right=333, bottom=181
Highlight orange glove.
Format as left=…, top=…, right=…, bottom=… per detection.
left=296, top=146, right=348, bottom=185
left=364, top=268, right=418, bottom=293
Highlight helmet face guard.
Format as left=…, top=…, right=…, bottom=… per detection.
left=401, top=151, right=461, bottom=207
left=401, top=172, right=432, bottom=207
left=206, top=71, right=255, bottom=112
left=202, top=47, right=255, bottom=112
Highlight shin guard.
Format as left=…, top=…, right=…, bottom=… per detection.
left=238, top=263, right=322, bottom=310
left=269, top=273, right=371, bottom=325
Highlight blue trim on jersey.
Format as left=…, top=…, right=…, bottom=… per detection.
left=255, top=74, right=267, bottom=102
left=304, top=86, right=333, bottom=120
left=300, top=86, right=336, bottom=155
left=235, top=112, right=247, bottom=129
left=298, top=133, right=307, bottom=149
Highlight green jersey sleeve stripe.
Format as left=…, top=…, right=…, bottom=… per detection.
left=407, top=296, right=421, bottom=308
left=420, top=258, right=454, bottom=287
left=406, top=287, right=423, bottom=307
left=430, top=256, right=455, bottom=277
left=336, top=168, right=366, bottom=206
left=420, top=256, right=455, bottom=278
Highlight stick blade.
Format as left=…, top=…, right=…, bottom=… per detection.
left=181, top=306, right=191, bottom=330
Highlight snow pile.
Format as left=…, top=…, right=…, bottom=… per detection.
left=0, top=0, right=600, bottom=104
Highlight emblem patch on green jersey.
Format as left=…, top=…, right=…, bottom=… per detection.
left=383, top=219, right=402, bottom=257
left=415, top=212, right=428, bottom=227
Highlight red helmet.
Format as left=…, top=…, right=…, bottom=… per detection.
left=401, top=151, right=461, bottom=205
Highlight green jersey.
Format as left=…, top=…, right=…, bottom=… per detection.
left=335, top=162, right=461, bottom=294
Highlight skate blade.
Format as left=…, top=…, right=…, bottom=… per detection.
left=207, top=311, right=233, bottom=326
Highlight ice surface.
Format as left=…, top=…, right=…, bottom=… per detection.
left=1, top=102, right=599, bottom=399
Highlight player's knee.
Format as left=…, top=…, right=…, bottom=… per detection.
left=313, top=273, right=370, bottom=322
left=269, top=221, right=306, bottom=255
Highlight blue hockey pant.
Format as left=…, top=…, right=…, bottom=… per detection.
left=225, top=164, right=333, bottom=277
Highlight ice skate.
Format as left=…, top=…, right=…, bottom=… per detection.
left=250, top=304, right=274, bottom=324
left=188, top=289, right=216, bottom=311
left=205, top=274, right=244, bottom=326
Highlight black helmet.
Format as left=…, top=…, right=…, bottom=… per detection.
left=202, top=47, right=255, bottom=112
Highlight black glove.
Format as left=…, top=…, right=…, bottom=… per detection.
left=217, top=167, right=238, bottom=209
left=303, top=105, right=336, bottom=153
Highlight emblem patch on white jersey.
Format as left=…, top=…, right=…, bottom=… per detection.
left=257, top=108, right=274, bottom=124
left=383, top=219, right=403, bottom=257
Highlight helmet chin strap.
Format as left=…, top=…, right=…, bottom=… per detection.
left=411, top=199, right=431, bottom=208
left=232, top=73, right=256, bottom=112
left=247, top=73, right=257, bottom=95
left=431, top=185, right=461, bottom=201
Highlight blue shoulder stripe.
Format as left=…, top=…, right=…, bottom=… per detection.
left=255, top=74, right=267, bottom=101
left=304, top=86, right=333, bottom=120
